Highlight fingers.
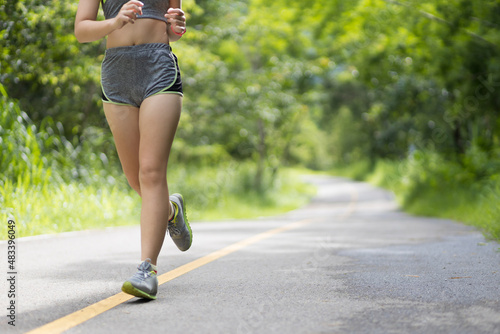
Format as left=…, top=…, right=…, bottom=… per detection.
left=126, top=0, right=144, bottom=12
left=166, top=8, right=185, bottom=16
left=118, top=1, right=144, bottom=25
left=165, top=8, right=185, bottom=22
left=124, top=3, right=143, bottom=17
left=165, top=8, right=186, bottom=35
left=127, top=0, right=144, bottom=6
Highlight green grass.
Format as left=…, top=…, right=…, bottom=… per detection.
left=198, top=168, right=317, bottom=220
left=398, top=183, right=500, bottom=240
left=331, top=155, right=500, bottom=241
left=0, top=166, right=316, bottom=240
left=1, top=179, right=141, bottom=238
left=327, top=160, right=373, bottom=181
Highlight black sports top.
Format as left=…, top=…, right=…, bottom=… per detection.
left=102, top=0, right=170, bottom=24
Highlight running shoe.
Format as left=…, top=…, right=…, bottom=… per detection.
left=168, top=193, right=193, bottom=251
left=121, top=259, right=158, bottom=300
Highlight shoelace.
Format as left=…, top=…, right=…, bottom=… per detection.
left=134, top=270, right=156, bottom=280
left=167, top=221, right=181, bottom=236
left=134, top=262, right=155, bottom=280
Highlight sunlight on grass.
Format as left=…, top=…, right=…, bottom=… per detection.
left=1, top=180, right=140, bottom=239
left=331, top=156, right=500, bottom=241
left=0, top=167, right=316, bottom=240
left=198, top=169, right=317, bottom=221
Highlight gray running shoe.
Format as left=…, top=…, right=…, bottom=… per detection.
left=168, top=193, right=192, bottom=251
left=121, top=259, right=158, bottom=300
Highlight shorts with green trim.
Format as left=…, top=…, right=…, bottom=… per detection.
left=101, top=43, right=183, bottom=108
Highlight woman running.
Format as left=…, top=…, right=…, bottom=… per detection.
left=74, top=0, right=192, bottom=300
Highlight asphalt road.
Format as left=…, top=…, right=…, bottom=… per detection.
left=1, top=176, right=499, bottom=334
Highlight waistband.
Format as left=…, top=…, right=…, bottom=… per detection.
left=105, top=43, right=172, bottom=56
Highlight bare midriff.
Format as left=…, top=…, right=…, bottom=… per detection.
left=106, top=19, right=169, bottom=48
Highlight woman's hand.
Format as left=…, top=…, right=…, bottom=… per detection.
left=112, top=1, right=144, bottom=29
left=165, top=8, right=186, bottom=36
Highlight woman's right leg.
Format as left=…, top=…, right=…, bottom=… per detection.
left=103, top=103, right=141, bottom=195
left=104, top=101, right=179, bottom=263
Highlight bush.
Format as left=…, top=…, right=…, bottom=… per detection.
left=365, top=151, right=500, bottom=240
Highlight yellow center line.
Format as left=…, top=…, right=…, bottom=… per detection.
left=25, top=218, right=316, bottom=334
left=339, top=184, right=359, bottom=220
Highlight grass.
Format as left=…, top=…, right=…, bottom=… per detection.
left=331, top=155, right=500, bottom=241
left=198, top=168, right=317, bottom=220
left=0, top=166, right=316, bottom=240
left=399, top=183, right=500, bottom=239
left=1, top=179, right=141, bottom=238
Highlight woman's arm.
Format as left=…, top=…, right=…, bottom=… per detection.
left=165, top=0, right=186, bottom=42
left=74, top=0, right=144, bottom=43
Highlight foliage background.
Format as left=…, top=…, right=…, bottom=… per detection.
left=1, top=0, right=499, bottom=238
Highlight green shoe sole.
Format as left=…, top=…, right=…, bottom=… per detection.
left=122, top=281, right=157, bottom=300
left=179, top=194, right=193, bottom=246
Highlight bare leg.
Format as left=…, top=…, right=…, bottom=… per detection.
left=103, top=104, right=141, bottom=195
left=103, top=94, right=182, bottom=265
left=138, top=94, right=182, bottom=265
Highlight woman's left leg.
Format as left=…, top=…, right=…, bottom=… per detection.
left=138, top=93, right=182, bottom=265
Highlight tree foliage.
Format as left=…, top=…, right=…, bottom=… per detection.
left=315, top=0, right=500, bottom=165
left=1, top=0, right=500, bottom=190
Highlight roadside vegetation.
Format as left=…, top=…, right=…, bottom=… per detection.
left=332, top=156, right=500, bottom=240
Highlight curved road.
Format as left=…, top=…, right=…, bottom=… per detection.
left=1, top=176, right=499, bottom=333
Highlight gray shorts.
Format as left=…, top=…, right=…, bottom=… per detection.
left=101, top=43, right=183, bottom=108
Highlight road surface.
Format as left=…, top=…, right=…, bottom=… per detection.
left=1, top=176, right=499, bottom=333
